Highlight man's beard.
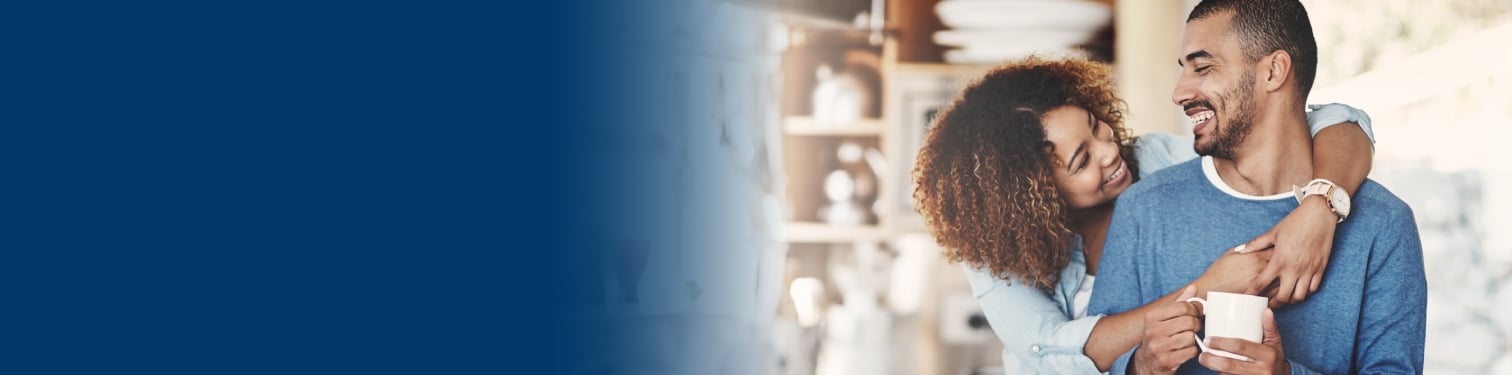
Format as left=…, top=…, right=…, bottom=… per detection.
left=1196, top=69, right=1257, bottom=159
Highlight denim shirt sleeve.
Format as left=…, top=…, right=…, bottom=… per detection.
left=963, top=263, right=1103, bottom=373
left=1133, top=133, right=1196, bottom=178
left=1305, top=103, right=1376, bottom=152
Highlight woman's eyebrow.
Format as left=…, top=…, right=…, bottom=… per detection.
left=1068, top=144, right=1085, bottom=172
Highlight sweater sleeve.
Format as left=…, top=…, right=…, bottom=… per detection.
left=1351, top=207, right=1427, bottom=373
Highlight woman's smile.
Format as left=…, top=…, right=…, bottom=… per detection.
left=1102, top=158, right=1130, bottom=190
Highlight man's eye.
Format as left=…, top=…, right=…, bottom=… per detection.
left=1195, top=66, right=1211, bottom=74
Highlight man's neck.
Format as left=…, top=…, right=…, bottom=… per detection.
left=1212, top=105, right=1314, bottom=196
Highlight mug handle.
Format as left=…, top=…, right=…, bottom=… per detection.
left=1185, top=297, right=1207, bottom=314
left=1183, top=297, right=1253, bottom=362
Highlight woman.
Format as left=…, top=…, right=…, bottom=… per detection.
left=911, top=58, right=1373, bottom=372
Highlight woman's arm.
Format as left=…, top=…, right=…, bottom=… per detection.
left=1083, top=250, right=1271, bottom=370
left=1238, top=103, right=1375, bottom=306
left=963, top=265, right=1103, bottom=373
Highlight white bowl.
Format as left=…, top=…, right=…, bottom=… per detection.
left=935, top=0, right=1111, bottom=31
left=933, top=28, right=1097, bottom=48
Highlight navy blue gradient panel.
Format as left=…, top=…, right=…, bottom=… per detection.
left=1, top=1, right=554, bottom=373
left=551, top=1, right=787, bottom=374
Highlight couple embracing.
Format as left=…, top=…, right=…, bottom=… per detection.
left=913, top=1, right=1425, bottom=374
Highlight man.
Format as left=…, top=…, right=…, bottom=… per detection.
left=1086, top=1, right=1426, bottom=374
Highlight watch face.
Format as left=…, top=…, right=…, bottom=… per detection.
left=1330, top=189, right=1351, bottom=216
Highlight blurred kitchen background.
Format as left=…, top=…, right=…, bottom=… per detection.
left=598, top=0, right=1512, bottom=374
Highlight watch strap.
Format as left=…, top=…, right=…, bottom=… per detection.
left=1294, top=179, right=1347, bottom=223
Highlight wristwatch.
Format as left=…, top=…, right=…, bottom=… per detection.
left=1294, top=178, right=1350, bottom=223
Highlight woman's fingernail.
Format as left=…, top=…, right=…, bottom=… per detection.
left=1234, top=244, right=1248, bottom=253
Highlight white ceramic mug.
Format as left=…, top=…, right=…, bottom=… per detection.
left=1185, top=292, right=1268, bottom=361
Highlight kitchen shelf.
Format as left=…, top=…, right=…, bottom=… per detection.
left=783, top=116, right=884, bottom=136
left=784, top=221, right=885, bottom=243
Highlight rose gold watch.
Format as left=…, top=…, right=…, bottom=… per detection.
left=1294, top=178, right=1350, bottom=223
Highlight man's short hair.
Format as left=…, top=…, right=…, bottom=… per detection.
left=1188, top=0, right=1318, bottom=99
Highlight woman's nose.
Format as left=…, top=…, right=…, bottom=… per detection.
left=1097, top=139, right=1119, bottom=167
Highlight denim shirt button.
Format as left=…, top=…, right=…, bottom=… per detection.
left=1030, top=344, right=1042, bottom=354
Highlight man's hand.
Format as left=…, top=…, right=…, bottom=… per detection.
left=1239, top=197, right=1336, bottom=307
left=1198, top=308, right=1289, bottom=375
left=1132, top=286, right=1202, bottom=374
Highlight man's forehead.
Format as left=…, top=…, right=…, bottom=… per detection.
left=1181, top=15, right=1235, bottom=59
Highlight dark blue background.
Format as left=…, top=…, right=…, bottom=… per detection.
left=1, top=1, right=620, bottom=372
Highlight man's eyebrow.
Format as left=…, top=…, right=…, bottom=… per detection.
left=1177, top=50, right=1214, bottom=67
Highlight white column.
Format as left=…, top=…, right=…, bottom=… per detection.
left=1115, top=0, right=1198, bottom=136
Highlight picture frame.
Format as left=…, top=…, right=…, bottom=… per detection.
left=884, top=64, right=990, bottom=230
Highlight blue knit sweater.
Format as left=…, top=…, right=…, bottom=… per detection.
left=1087, top=156, right=1426, bottom=374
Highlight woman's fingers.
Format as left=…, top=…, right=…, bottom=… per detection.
left=1272, top=272, right=1298, bottom=307
left=1290, top=275, right=1311, bottom=303
left=1237, top=232, right=1277, bottom=254
left=1246, top=261, right=1281, bottom=296
left=1309, top=272, right=1322, bottom=293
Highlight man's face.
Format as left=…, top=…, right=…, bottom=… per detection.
left=1172, top=12, right=1258, bottom=159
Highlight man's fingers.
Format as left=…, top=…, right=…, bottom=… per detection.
left=1150, top=286, right=1201, bottom=321
left=1261, top=308, right=1282, bottom=346
left=1197, top=352, right=1256, bottom=373
left=1158, top=315, right=1202, bottom=335
left=1160, top=332, right=1200, bottom=350
left=1149, top=287, right=1197, bottom=322
left=1206, top=336, right=1261, bottom=353
left=1173, top=346, right=1199, bottom=365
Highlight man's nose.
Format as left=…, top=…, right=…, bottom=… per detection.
left=1172, top=73, right=1197, bottom=107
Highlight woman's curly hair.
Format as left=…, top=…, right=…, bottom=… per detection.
left=912, top=57, right=1138, bottom=292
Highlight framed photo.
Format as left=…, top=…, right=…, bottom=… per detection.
left=885, top=64, right=990, bottom=230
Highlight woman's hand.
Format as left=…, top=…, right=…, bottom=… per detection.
left=1196, top=245, right=1272, bottom=295
left=1237, top=197, right=1337, bottom=307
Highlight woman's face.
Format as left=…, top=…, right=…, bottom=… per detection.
left=1040, top=105, right=1132, bottom=209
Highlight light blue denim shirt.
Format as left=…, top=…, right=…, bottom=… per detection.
left=964, top=103, right=1373, bottom=374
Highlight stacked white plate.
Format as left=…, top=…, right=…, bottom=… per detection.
left=933, top=0, right=1111, bottom=64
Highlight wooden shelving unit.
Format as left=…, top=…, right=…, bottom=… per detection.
left=774, top=0, right=965, bottom=245
left=782, top=116, right=885, bottom=136
left=784, top=221, right=887, bottom=243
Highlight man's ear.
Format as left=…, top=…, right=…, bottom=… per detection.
left=1262, top=50, right=1292, bottom=93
